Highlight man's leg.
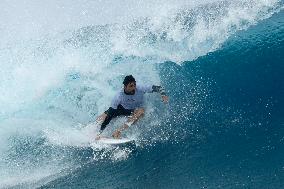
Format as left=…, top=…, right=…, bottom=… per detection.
left=95, top=108, right=118, bottom=139
left=126, top=108, right=145, bottom=125
left=112, top=108, right=145, bottom=138
left=96, top=113, right=107, bottom=124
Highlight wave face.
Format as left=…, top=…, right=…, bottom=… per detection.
left=0, top=0, right=283, bottom=188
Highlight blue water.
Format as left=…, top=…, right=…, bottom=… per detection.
left=0, top=1, right=283, bottom=188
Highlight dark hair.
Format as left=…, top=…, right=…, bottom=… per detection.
left=123, top=75, right=136, bottom=86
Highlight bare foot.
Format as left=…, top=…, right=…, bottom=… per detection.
left=112, top=130, right=121, bottom=139
left=95, top=135, right=101, bottom=140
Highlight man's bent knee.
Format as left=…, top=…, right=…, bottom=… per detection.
left=134, top=108, right=145, bottom=117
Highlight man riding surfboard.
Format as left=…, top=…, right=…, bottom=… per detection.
left=96, top=75, right=169, bottom=139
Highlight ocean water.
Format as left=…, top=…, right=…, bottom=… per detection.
left=0, top=0, right=283, bottom=188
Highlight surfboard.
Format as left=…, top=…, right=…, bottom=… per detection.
left=96, top=137, right=134, bottom=145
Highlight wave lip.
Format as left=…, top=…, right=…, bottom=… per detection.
left=110, top=0, right=283, bottom=63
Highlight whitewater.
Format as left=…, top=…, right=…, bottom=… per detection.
left=0, top=0, right=283, bottom=188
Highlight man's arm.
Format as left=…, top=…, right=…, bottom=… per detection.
left=152, top=85, right=169, bottom=103
left=152, top=85, right=166, bottom=95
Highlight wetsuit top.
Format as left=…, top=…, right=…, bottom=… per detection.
left=110, top=85, right=165, bottom=110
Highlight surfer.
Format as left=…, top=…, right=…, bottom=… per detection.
left=96, top=75, right=169, bottom=139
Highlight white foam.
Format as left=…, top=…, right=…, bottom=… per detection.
left=109, top=0, right=282, bottom=63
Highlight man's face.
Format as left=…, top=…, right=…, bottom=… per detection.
left=124, top=82, right=136, bottom=95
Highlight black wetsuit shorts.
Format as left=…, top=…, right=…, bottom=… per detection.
left=100, top=104, right=134, bottom=131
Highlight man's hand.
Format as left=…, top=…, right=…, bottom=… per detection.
left=161, top=95, right=169, bottom=103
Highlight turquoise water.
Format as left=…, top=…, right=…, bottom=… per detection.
left=0, top=1, right=283, bottom=188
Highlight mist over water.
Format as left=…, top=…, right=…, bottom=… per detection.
left=0, top=0, right=283, bottom=188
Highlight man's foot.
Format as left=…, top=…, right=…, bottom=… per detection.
left=112, top=130, right=121, bottom=139
left=95, top=135, right=101, bottom=140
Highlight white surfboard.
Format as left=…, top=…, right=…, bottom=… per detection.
left=96, top=137, right=134, bottom=145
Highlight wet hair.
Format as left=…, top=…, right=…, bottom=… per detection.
left=123, top=75, right=136, bottom=86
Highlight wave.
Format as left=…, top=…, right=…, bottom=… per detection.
left=0, top=0, right=283, bottom=188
